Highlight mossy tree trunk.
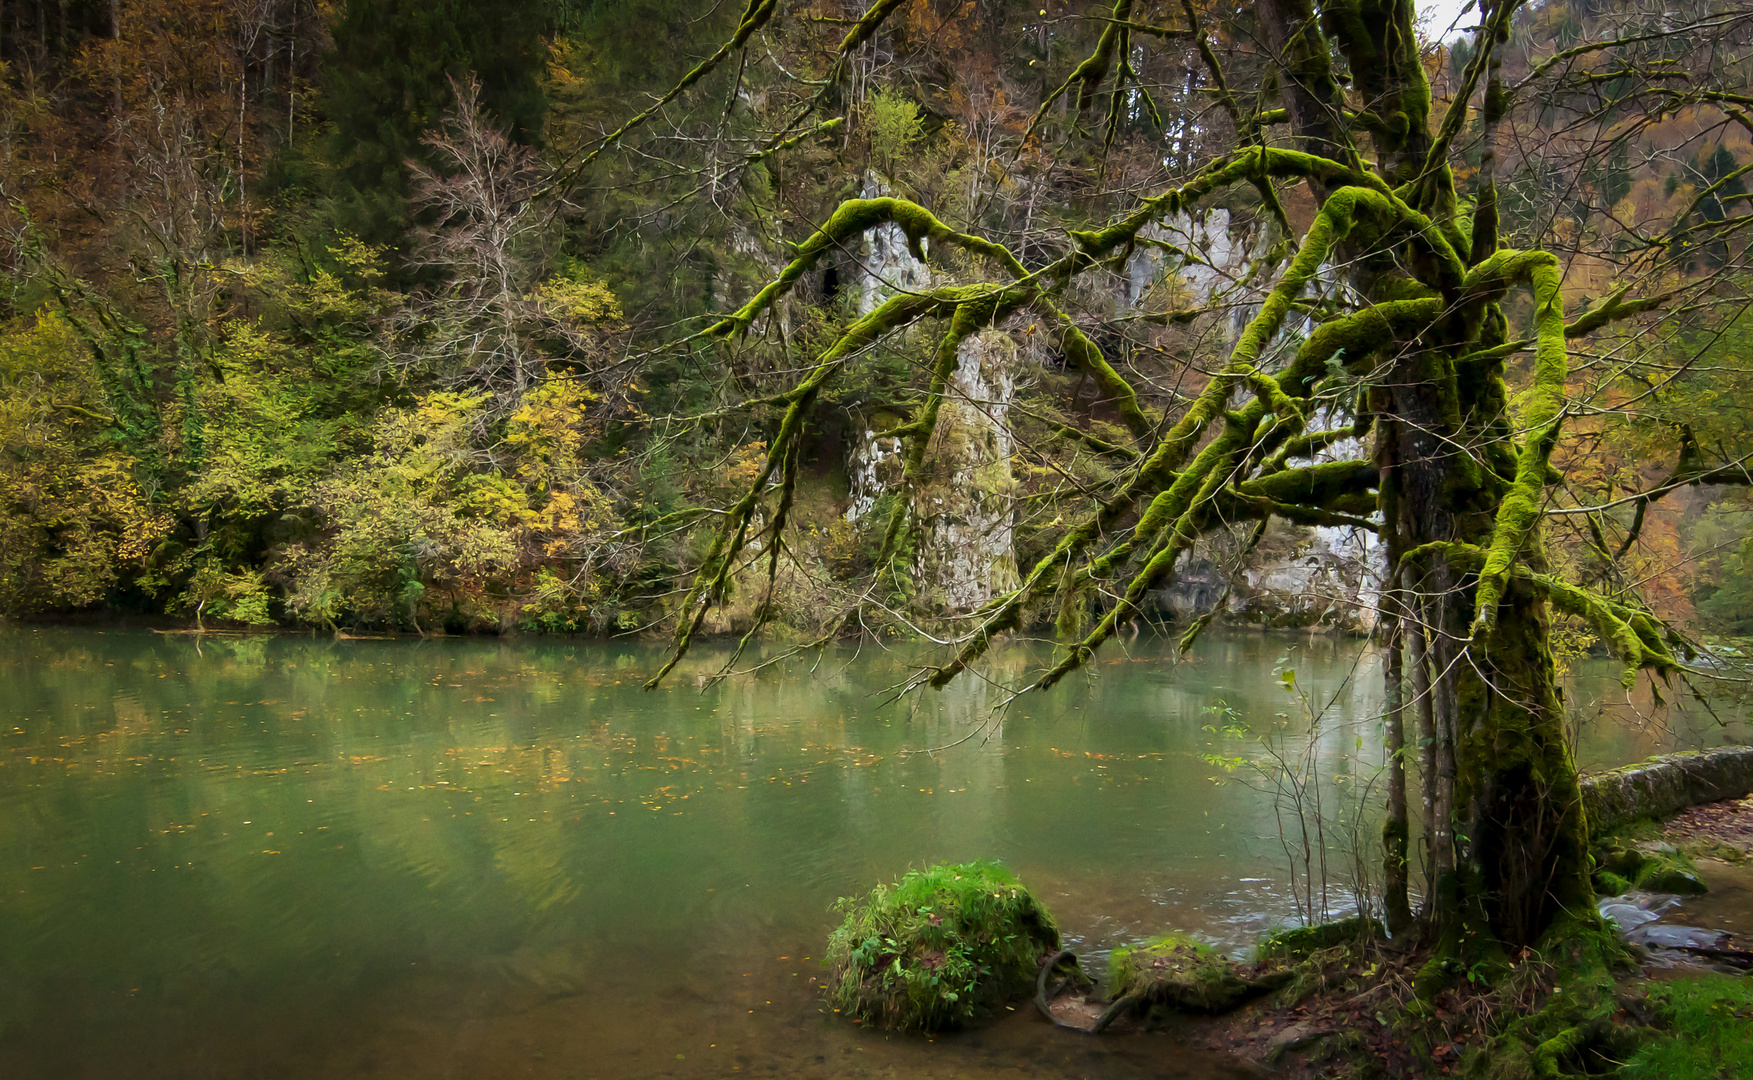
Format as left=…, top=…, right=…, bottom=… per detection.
left=1259, top=0, right=1596, bottom=952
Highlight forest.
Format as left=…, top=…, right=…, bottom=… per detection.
left=0, top=0, right=1747, bottom=644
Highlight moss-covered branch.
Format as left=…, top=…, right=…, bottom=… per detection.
left=1036, top=299, right=1152, bottom=439
left=706, top=198, right=1028, bottom=340
left=1408, top=540, right=1680, bottom=686
left=1025, top=0, right=1135, bottom=141
left=1465, top=249, right=1568, bottom=640
left=924, top=182, right=1407, bottom=690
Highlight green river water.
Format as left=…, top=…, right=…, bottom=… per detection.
left=0, top=626, right=1741, bottom=1080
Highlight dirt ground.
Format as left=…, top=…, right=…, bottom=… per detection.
left=1662, top=793, right=1753, bottom=853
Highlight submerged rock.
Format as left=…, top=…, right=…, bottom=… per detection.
left=823, top=861, right=1058, bottom=1033
left=1628, top=923, right=1731, bottom=950
left=1598, top=892, right=1683, bottom=933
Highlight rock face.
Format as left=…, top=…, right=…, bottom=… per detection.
left=845, top=423, right=905, bottom=524
left=910, top=330, right=1021, bottom=613
left=842, top=172, right=1019, bottom=616
left=1159, top=523, right=1383, bottom=632
left=1123, top=209, right=1273, bottom=328
left=845, top=330, right=1021, bottom=616
left=857, top=172, right=931, bottom=315
left=1581, top=747, right=1753, bottom=833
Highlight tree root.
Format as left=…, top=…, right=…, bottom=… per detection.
left=1034, top=949, right=1093, bottom=1031
left=1035, top=943, right=1292, bottom=1035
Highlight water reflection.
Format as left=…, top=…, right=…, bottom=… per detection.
left=0, top=626, right=1741, bottom=1079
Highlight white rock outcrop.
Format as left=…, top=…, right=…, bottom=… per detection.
left=911, top=330, right=1021, bottom=612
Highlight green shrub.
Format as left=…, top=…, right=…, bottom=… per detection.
left=823, top=861, right=1058, bottom=1032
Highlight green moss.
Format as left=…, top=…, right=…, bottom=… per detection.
left=1593, top=834, right=1710, bottom=896
left=1465, top=915, right=1638, bottom=1079
left=1043, top=302, right=1152, bottom=438
left=1465, top=249, right=1568, bottom=640
left=1258, top=916, right=1384, bottom=963
left=1636, top=851, right=1708, bottom=895
left=823, top=861, right=1058, bottom=1033
left=1108, top=933, right=1264, bottom=1012
left=1621, top=974, right=1753, bottom=1080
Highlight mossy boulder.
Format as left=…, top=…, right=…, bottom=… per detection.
left=1257, top=915, right=1384, bottom=963
left=1634, top=848, right=1708, bottom=895
left=823, top=861, right=1058, bottom=1033
left=1592, top=838, right=1708, bottom=897
left=1108, top=933, right=1285, bottom=1013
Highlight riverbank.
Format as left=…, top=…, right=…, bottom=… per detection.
left=1128, top=796, right=1753, bottom=1079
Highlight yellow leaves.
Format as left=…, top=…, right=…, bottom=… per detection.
left=723, top=440, right=769, bottom=492
left=0, top=308, right=88, bottom=389
left=544, top=39, right=590, bottom=95
left=506, top=379, right=597, bottom=465
left=0, top=310, right=172, bottom=611
left=532, top=275, right=623, bottom=326
left=215, top=319, right=291, bottom=376
left=452, top=473, right=533, bottom=527
left=330, top=235, right=388, bottom=284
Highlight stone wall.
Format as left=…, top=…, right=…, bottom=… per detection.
left=1581, top=747, right=1753, bottom=833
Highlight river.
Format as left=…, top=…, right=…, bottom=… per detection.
left=0, top=625, right=1741, bottom=1079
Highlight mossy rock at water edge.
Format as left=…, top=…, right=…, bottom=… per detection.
left=1108, top=934, right=1258, bottom=1012
left=1105, top=932, right=1298, bottom=1018
left=1256, top=915, right=1384, bottom=963
left=823, top=861, right=1059, bottom=1033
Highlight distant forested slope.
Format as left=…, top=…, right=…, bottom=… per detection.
left=0, top=0, right=1746, bottom=636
